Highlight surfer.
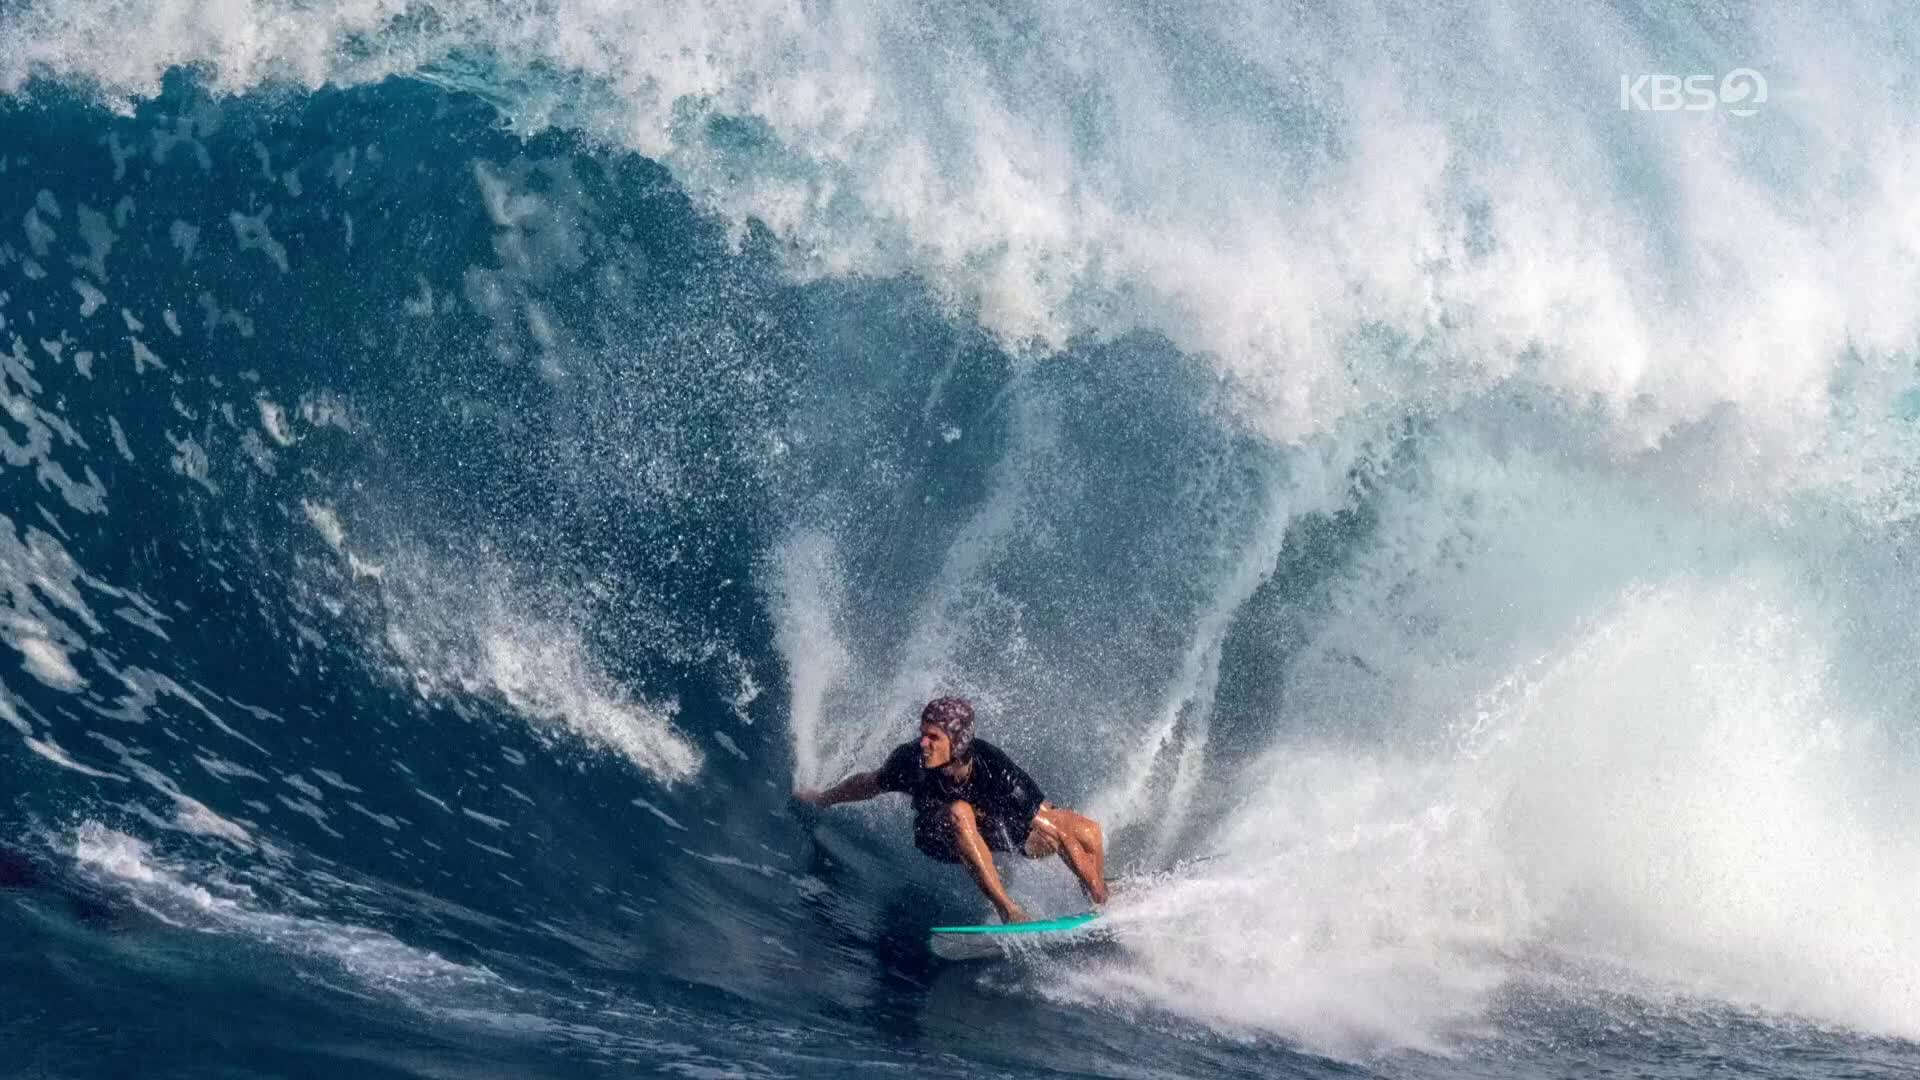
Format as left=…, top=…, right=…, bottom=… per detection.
left=794, top=697, right=1109, bottom=923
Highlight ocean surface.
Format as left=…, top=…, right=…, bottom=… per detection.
left=3, top=3, right=1919, bottom=1077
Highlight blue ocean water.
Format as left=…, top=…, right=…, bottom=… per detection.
left=3, top=3, right=1920, bottom=1078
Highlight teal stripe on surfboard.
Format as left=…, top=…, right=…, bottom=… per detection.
left=928, top=911, right=1101, bottom=960
left=928, top=912, right=1099, bottom=934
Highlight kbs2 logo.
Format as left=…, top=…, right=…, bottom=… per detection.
left=1619, top=69, right=1768, bottom=116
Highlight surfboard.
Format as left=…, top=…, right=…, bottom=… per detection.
left=927, top=911, right=1101, bottom=961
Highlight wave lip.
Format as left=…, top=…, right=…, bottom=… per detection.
left=0, top=0, right=442, bottom=104
left=14, top=3, right=1920, bottom=452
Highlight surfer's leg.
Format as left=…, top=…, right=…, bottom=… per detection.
left=944, top=800, right=1027, bottom=923
left=1026, top=805, right=1108, bottom=905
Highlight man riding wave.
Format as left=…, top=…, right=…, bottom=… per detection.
left=795, top=697, right=1109, bottom=924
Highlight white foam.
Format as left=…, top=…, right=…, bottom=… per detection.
left=301, top=499, right=346, bottom=550
left=322, top=538, right=700, bottom=782
left=630, top=796, right=686, bottom=831
left=467, top=838, right=512, bottom=860
left=97, top=664, right=270, bottom=755
left=0, top=686, right=29, bottom=735
left=196, top=753, right=267, bottom=782
left=1058, top=430, right=1920, bottom=1053
left=0, top=509, right=109, bottom=706
left=16, top=633, right=83, bottom=689
left=283, top=773, right=325, bottom=801
left=310, top=768, right=361, bottom=792
left=711, top=730, right=747, bottom=761
left=107, top=416, right=133, bottom=460
left=132, top=337, right=165, bottom=374
left=276, top=794, right=339, bottom=836
left=1090, top=460, right=1305, bottom=860
left=768, top=529, right=851, bottom=785
left=165, top=431, right=210, bottom=489
left=173, top=796, right=254, bottom=847
left=69, top=823, right=496, bottom=990
left=258, top=397, right=295, bottom=446
left=71, top=277, right=105, bottom=317
left=72, top=203, right=115, bottom=281
left=472, top=622, right=699, bottom=780
left=24, top=735, right=123, bottom=779
left=460, top=806, right=508, bottom=830
left=229, top=207, right=289, bottom=273
left=5, top=4, right=1913, bottom=455
left=346, top=801, right=401, bottom=830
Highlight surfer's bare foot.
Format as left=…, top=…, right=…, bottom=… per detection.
left=1000, top=903, right=1030, bottom=924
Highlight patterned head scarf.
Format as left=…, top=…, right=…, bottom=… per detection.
left=920, top=696, right=975, bottom=761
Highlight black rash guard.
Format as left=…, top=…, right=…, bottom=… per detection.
left=875, top=738, right=1047, bottom=862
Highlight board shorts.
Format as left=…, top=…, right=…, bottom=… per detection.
left=912, top=805, right=1036, bottom=864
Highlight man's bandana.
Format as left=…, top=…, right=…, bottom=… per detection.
left=921, top=696, right=975, bottom=761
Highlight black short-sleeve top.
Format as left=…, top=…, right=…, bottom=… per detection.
left=875, top=738, right=1046, bottom=825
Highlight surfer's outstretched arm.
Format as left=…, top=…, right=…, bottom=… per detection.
left=794, top=771, right=884, bottom=807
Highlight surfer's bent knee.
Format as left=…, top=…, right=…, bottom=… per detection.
left=1035, top=805, right=1099, bottom=847
left=1081, top=814, right=1103, bottom=847
left=1021, top=812, right=1061, bottom=858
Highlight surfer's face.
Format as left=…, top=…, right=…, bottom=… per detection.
left=918, top=722, right=954, bottom=769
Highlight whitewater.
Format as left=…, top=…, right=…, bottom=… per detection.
left=2, top=2, right=1918, bottom=1077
